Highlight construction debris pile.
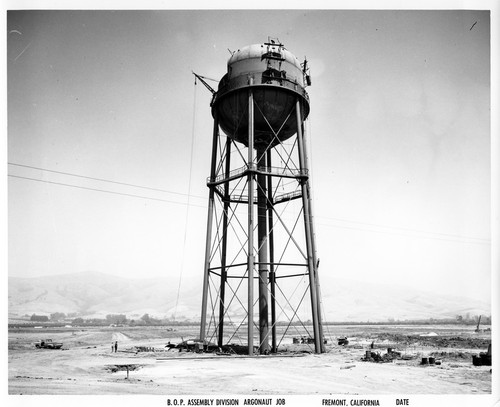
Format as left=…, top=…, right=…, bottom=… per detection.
left=472, top=344, right=492, bottom=366
left=134, top=346, right=158, bottom=352
left=420, top=357, right=442, bottom=366
left=375, top=333, right=490, bottom=349
left=293, top=337, right=315, bottom=344
left=361, top=348, right=404, bottom=363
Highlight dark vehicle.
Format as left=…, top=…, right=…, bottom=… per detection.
left=338, top=337, right=349, bottom=346
left=35, top=339, right=63, bottom=349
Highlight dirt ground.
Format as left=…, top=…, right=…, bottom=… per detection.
left=8, top=325, right=492, bottom=395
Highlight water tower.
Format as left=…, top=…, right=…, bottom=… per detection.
left=199, top=39, right=324, bottom=355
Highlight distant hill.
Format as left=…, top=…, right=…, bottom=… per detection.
left=8, top=272, right=491, bottom=322
left=8, top=271, right=200, bottom=321
left=318, top=278, right=490, bottom=322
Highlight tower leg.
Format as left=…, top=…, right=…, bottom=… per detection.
left=295, top=99, right=322, bottom=354
left=299, top=124, right=325, bottom=352
left=247, top=82, right=255, bottom=356
left=200, top=114, right=220, bottom=344
left=267, top=149, right=277, bottom=353
left=218, top=137, right=232, bottom=348
left=257, top=148, right=269, bottom=354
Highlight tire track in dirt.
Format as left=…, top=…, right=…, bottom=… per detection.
left=111, top=332, right=131, bottom=342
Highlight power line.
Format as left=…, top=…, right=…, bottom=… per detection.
left=316, top=219, right=490, bottom=246
left=8, top=162, right=207, bottom=200
left=8, top=174, right=207, bottom=209
left=316, top=214, right=490, bottom=243
left=9, top=163, right=490, bottom=245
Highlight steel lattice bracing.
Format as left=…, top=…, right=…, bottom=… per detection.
left=199, top=89, right=324, bottom=355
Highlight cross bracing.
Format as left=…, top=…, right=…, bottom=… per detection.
left=199, top=87, right=324, bottom=354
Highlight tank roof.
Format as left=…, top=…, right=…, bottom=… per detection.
left=228, top=43, right=302, bottom=69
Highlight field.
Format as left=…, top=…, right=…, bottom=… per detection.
left=8, top=324, right=492, bottom=396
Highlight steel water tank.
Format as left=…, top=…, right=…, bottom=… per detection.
left=212, top=41, right=310, bottom=148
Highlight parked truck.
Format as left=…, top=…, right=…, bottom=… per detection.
left=35, top=339, right=63, bottom=349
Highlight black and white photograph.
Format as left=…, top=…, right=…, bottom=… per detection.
left=5, top=1, right=499, bottom=406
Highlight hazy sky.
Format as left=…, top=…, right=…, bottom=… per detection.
left=6, top=6, right=494, bottom=304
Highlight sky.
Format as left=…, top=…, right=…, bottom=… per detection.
left=5, top=4, right=496, bottom=306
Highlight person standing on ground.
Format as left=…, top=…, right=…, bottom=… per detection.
left=114, top=341, right=118, bottom=353
left=111, top=342, right=114, bottom=352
